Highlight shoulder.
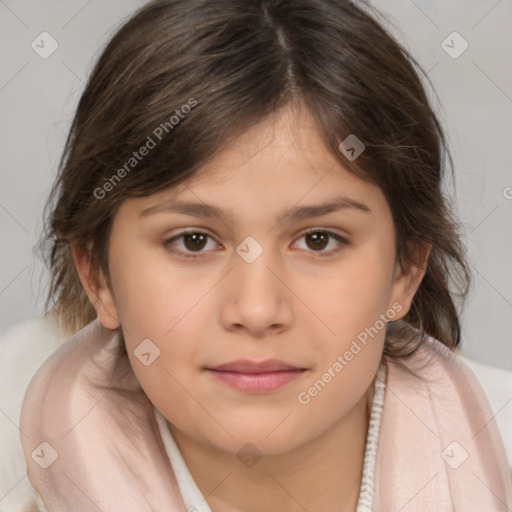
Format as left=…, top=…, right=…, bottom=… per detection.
left=0, top=315, right=66, bottom=512
left=411, top=333, right=512, bottom=472
left=456, top=351, right=512, bottom=470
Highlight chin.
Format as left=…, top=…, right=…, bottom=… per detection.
left=197, top=419, right=314, bottom=459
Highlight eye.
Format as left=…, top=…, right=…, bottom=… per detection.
left=293, top=229, right=348, bottom=257
left=163, top=230, right=219, bottom=259
left=163, top=228, right=348, bottom=259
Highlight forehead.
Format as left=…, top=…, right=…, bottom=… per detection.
left=120, top=105, right=390, bottom=225
left=191, top=105, right=339, bottom=183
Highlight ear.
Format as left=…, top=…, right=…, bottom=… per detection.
left=70, top=242, right=120, bottom=330
left=387, top=240, right=431, bottom=321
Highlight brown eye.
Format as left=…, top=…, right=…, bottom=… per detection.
left=294, top=229, right=348, bottom=257
left=163, top=230, right=218, bottom=259
left=182, top=233, right=208, bottom=251
left=305, top=232, right=329, bottom=251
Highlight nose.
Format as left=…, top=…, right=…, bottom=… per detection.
left=219, top=245, right=293, bottom=338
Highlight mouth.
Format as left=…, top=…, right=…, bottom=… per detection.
left=205, top=359, right=308, bottom=393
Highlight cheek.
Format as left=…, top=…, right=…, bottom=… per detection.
left=123, top=322, right=203, bottom=429
left=295, top=345, right=382, bottom=442
left=307, top=246, right=394, bottom=347
left=108, top=244, right=204, bottom=337
left=296, top=248, right=391, bottom=416
left=108, top=243, right=218, bottom=415
left=295, top=314, right=385, bottom=438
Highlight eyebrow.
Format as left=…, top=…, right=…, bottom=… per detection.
left=139, top=196, right=371, bottom=223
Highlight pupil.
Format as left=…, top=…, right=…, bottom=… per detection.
left=307, top=232, right=328, bottom=250
left=184, top=233, right=206, bottom=251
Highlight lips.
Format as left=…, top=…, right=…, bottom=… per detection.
left=208, top=359, right=303, bottom=373
left=206, top=359, right=307, bottom=393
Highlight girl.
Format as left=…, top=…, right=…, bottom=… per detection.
left=19, top=0, right=512, bottom=510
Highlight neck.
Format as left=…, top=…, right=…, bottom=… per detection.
left=168, top=383, right=374, bottom=512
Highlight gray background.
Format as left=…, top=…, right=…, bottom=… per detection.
left=1, top=0, right=511, bottom=370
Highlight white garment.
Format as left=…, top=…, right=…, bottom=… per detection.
left=153, top=364, right=387, bottom=512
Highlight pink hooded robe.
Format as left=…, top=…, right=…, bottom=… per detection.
left=19, top=318, right=512, bottom=511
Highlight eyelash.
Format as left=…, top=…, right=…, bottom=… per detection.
left=162, top=228, right=349, bottom=260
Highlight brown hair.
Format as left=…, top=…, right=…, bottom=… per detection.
left=41, top=0, right=472, bottom=360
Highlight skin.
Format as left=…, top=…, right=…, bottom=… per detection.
left=73, top=104, right=430, bottom=512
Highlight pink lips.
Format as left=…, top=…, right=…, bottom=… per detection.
left=206, top=359, right=307, bottom=393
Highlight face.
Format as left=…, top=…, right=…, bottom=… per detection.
left=75, top=105, right=427, bottom=456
